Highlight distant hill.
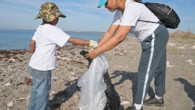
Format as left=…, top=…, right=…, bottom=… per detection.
left=170, top=31, right=195, bottom=38
left=65, top=31, right=104, bottom=35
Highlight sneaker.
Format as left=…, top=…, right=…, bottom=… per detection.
left=144, top=97, right=164, bottom=107
left=126, top=105, right=143, bottom=110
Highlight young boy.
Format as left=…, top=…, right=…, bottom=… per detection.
left=28, top=2, right=97, bottom=110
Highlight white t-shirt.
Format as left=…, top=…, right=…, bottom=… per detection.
left=112, top=0, right=160, bottom=42
left=29, top=24, right=70, bottom=71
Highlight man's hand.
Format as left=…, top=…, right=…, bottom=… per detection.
left=85, top=49, right=98, bottom=59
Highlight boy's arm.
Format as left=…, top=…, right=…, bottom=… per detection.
left=29, top=40, right=36, bottom=55
left=68, top=37, right=90, bottom=45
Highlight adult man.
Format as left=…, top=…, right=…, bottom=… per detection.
left=86, top=0, right=169, bottom=110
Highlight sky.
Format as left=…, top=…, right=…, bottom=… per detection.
left=0, top=0, right=194, bottom=33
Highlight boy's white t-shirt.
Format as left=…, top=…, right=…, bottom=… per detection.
left=112, top=0, right=160, bottom=42
left=29, top=24, right=70, bottom=71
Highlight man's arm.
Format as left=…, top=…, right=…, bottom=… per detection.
left=86, top=25, right=132, bottom=58
left=98, top=24, right=119, bottom=47
left=29, top=40, right=36, bottom=55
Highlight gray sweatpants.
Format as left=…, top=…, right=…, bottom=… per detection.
left=134, top=24, right=169, bottom=104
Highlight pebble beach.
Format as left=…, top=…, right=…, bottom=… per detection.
left=0, top=31, right=195, bottom=110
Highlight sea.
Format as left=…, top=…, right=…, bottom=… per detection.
left=0, top=30, right=104, bottom=50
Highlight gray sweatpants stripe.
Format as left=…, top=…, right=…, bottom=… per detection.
left=141, top=33, right=155, bottom=104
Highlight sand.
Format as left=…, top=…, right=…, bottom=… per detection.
left=0, top=32, right=195, bottom=110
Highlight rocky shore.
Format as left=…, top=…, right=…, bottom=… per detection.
left=0, top=33, right=195, bottom=110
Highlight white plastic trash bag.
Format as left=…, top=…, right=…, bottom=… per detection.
left=78, top=54, right=108, bottom=110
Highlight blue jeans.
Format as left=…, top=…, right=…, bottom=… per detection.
left=28, top=66, right=52, bottom=110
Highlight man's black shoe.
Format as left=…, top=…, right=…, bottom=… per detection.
left=144, top=97, right=164, bottom=107
left=126, top=105, right=143, bottom=110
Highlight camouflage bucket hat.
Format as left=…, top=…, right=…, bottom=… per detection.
left=35, top=2, right=66, bottom=22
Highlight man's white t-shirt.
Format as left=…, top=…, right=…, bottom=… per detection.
left=29, top=24, right=70, bottom=71
left=112, top=0, right=160, bottom=42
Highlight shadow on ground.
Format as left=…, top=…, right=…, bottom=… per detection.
left=175, top=78, right=195, bottom=110
left=48, top=79, right=78, bottom=110
left=110, top=70, right=156, bottom=110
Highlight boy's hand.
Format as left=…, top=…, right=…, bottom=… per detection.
left=89, top=40, right=98, bottom=52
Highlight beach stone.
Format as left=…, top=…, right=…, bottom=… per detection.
left=7, top=101, right=14, bottom=107
left=8, top=58, right=16, bottom=63
left=62, top=57, right=72, bottom=61
left=70, top=72, right=75, bottom=75
left=69, top=76, right=78, bottom=80
left=121, top=101, right=130, bottom=105
left=192, top=45, right=195, bottom=49
left=167, top=61, right=175, bottom=68
left=52, top=76, right=58, bottom=81
left=5, top=82, right=12, bottom=87
left=186, top=59, right=194, bottom=65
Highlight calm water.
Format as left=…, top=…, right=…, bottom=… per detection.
left=0, top=30, right=103, bottom=50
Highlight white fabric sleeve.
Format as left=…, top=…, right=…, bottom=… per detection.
left=112, top=10, right=122, bottom=25
left=32, top=31, right=37, bottom=41
left=120, top=3, right=142, bottom=26
left=48, top=27, right=70, bottom=47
